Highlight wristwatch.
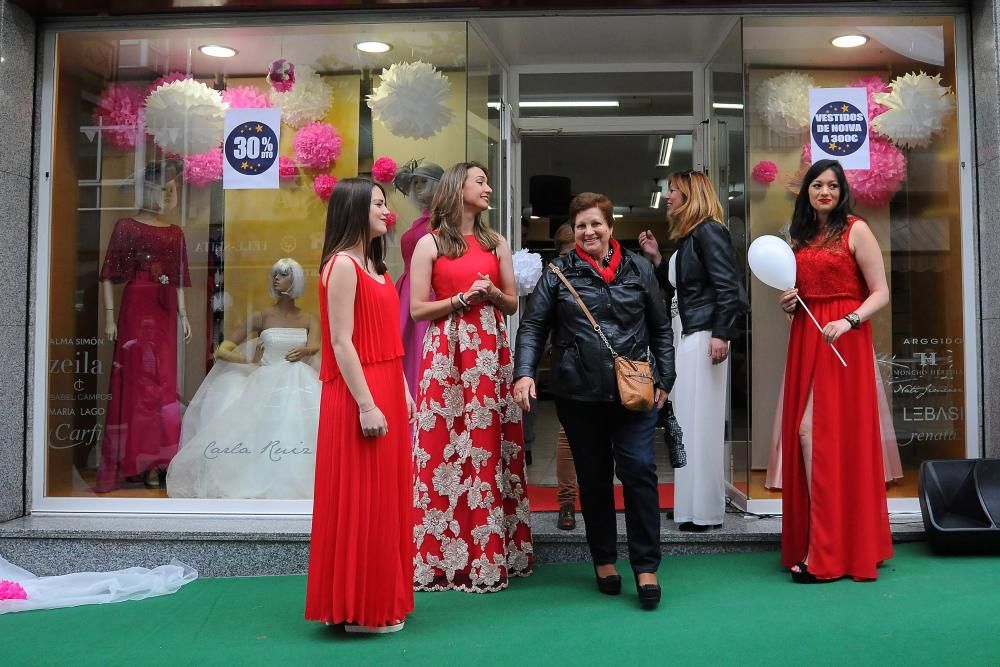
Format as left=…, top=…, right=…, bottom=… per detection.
left=844, top=312, right=861, bottom=329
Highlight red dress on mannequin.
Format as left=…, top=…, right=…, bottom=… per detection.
left=412, top=235, right=533, bottom=592
left=780, top=216, right=893, bottom=581
left=305, top=257, right=414, bottom=628
left=96, top=218, right=190, bottom=492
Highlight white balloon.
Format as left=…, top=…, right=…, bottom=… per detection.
left=667, top=251, right=677, bottom=288
left=748, top=235, right=796, bottom=291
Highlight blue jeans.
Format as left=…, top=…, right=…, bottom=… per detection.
left=555, top=399, right=661, bottom=573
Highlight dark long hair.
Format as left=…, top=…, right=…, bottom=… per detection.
left=789, top=159, right=854, bottom=249
left=319, top=178, right=387, bottom=274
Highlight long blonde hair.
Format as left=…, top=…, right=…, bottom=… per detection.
left=668, top=170, right=725, bottom=240
left=428, top=161, right=500, bottom=259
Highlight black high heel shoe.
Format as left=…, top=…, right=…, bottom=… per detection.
left=790, top=561, right=820, bottom=584
left=593, top=566, right=621, bottom=596
left=144, top=468, right=167, bottom=490
left=634, top=573, right=661, bottom=610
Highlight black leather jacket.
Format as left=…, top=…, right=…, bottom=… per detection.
left=514, top=248, right=675, bottom=403
left=655, top=220, right=748, bottom=340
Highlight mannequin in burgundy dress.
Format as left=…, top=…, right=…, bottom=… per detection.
left=392, top=160, right=443, bottom=398
left=96, top=161, right=192, bottom=492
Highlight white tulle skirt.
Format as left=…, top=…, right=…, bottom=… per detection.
left=669, top=324, right=729, bottom=526
left=0, top=556, right=196, bottom=614
left=167, top=336, right=321, bottom=500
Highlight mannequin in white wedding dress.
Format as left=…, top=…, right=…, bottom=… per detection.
left=167, top=258, right=322, bottom=499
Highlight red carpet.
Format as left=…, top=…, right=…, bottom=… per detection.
left=526, top=483, right=674, bottom=511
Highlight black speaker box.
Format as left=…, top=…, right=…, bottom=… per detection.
left=918, top=459, right=1000, bottom=554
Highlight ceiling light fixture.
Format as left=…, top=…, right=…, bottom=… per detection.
left=831, top=34, right=868, bottom=48
left=656, top=136, right=674, bottom=167
left=649, top=191, right=662, bottom=209
left=356, top=41, right=392, bottom=53
left=712, top=102, right=744, bottom=110
left=519, top=100, right=620, bottom=108
left=198, top=44, right=238, bottom=58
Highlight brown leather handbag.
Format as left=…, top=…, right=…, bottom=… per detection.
left=549, top=264, right=655, bottom=412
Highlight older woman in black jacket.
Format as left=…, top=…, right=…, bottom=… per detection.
left=514, top=192, right=675, bottom=610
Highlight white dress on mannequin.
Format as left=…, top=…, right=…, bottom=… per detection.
left=667, top=253, right=728, bottom=527
left=167, top=327, right=320, bottom=499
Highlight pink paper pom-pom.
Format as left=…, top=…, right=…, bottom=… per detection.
left=372, top=156, right=398, bottom=184
left=801, top=136, right=907, bottom=208
left=268, top=59, right=296, bottom=93
left=92, top=82, right=146, bottom=151
left=221, top=86, right=271, bottom=110
left=751, top=160, right=778, bottom=185
left=0, top=580, right=28, bottom=601
left=314, top=173, right=337, bottom=201
left=385, top=211, right=397, bottom=230
left=849, top=75, right=891, bottom=126
left=184, top=148, right=223, bottom=186
left=146, top=71, right=189, bottom=96
left=294, top=122, right=343, bottom=170
left=279, top=156, right=298, bottom=181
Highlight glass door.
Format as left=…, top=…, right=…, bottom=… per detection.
left=704, top=20, right=751, bottom=506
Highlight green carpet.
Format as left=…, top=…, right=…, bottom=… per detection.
left=2, top=543, right=998, bottom=666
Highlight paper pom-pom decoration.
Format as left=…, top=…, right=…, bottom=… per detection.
left=267, top=59, right=296, bottom=93
left=801, top=136, right=907, bottom=207
left=872, top=72, right=956, bottom=149
left=145, top=79, right=227, bottom=155
left=512, top=249, right=544, bottom=296
left=753, top=72, right=815, bottom=135
left=385, top=211, right=397, bottom=230
left=849, top=75, right=890, bottom=127
left=372, top=156, right=398, bottom=183
left=184, top=148, right=223, bottom=186
left=313, top=173, right=337, bottom=201
left=0, top=580, right=27, bottom=601
left=751, top=160, right=778, bottom=185
left=221, top=86, right=270, bottom=109
left=367, top=61, right=454, bottom=139
left=147, top=71, right=189, bottom=96
left=279, top=156, right=298, bottom=181
left=293, top=122, right=342, bottom=169
left=270, top=66, right=333, bottom=129
left=92, top=83, right=146, bottom=151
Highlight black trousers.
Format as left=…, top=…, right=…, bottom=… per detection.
left=555, top=398, right=661, bottom=573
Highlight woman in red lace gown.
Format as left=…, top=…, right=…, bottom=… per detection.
left=408, top=162, right=533, bottom=592
left=305, top=179, right=415, bottom=633
left=778, top=159, right=893, bottom=582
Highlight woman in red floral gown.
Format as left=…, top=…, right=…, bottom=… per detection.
left=408, top=162, right=533, bottom=592
left=305, top=179, right=415, bottom=633
left=778, top=159, right=893, bottom=582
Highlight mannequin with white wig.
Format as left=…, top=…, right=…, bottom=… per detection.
left=166, top=257, right=322, bottom=499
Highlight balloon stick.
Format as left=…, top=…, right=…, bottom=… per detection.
left=796, top=295, right=847, bottom=367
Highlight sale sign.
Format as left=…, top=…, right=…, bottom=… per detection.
left=223, top=108, right=280, bottom=189
left=808, top=87, right=870, bottom=170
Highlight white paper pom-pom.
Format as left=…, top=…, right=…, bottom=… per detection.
left=367, top=61, right=454, bottom=140
left=872, top=72, right=956, bottom=149
left=270, top=66, right=334, bottom=129
left=512, top=249, right=544, bottom=296
left=144, top=79, right=227, bottom=155
left=753, top=72, right=815, bottom=135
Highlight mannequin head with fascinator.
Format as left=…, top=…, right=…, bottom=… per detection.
left=139, top=159, right=183, bottom=215
left=269, top=257, right=306, bottom=300
left=393, top=159, right=444, bottom=210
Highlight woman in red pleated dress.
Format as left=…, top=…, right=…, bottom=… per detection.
left=305, top=178, right=415, bottom=632
left=408, top=162, right=533, bottom=592
left=778, top=159, right=893, bottom=583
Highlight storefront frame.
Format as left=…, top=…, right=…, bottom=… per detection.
left=28, top=7, right=982, bottom=516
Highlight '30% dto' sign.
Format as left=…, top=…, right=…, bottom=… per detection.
left=223, top=108, right=281, bottom=190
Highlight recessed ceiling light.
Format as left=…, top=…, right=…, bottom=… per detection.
left=831, top=34, right=868, bottom=48
left=356, top=41, right=392, bottom=54
left=199, top=44, right=237, bottom=58
left=519, top=100, right=619, bottom=108
left=712, top=102, right=744, bottom=110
